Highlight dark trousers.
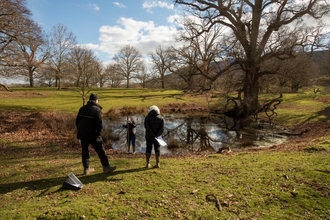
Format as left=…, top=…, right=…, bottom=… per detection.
left=146, top=138, right=160, bottom=154
left=127, top=134, right=136, bottom=147
left=81, top=137, right=109, bottom=168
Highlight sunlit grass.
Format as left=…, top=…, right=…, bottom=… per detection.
left=0, top=144, right=329, bottom=219
left=0, top=88, right=330, bottom=219
left=0, top=87, right=208, bottom=113
left=274, top=93, right=330, bottom=126
left=1, top=88, right=330, bottom=127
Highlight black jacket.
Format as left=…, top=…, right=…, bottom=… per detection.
left=76, top=101, right=103, bottom=140
left=123, top=121, right=137, bottom=136
left=144, top=109, right=164, bottom=140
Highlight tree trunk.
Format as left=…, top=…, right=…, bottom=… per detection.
left=29, top=70, right=34, bottom=87
left=126, top=77, right=130, bottom=88
left=161, top=74, right=165, bottom=89
left=291, top=83, right=299, bottom=93
left=242, top=70, right=260, bottom=117
left=57, top=78, right=61, bottom=89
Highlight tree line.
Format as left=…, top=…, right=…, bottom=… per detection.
left=1, top=0, right=330, bottom=119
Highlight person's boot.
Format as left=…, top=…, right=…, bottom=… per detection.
left=127, top=144, right=130, bottom=153
left=155, top=152, right=160, bottom=168
left=103, top=165, right=117, bottom=173
left=83, top=159, right=95, bottom=175
left=84, top=167, right=95, bottom=175
left=145, top=153, right=151, bottom=168
left=133, top=145, right=136, bottom=154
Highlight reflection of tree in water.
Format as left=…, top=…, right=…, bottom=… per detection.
left=165, top=117, right=220, bottom=152
left=107, top=114, right=286, bottom=154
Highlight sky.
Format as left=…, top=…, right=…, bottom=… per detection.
left=26, top=0, right=184, bottom=65
left=25, top=0, right=330, bottom=66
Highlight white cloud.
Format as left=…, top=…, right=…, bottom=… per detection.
left=113, top=2, right=126, bottom=8
left=84, top=17, right=182, bottom=64
left=142, top=0, right=174, bottom=13
left=87, top=3, right=100, bottom=11
left=167, top=14, right=182, bottom=24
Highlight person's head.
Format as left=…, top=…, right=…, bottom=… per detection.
left=89, top=93, right=98, bottom=103
left=148, top=105, right=160, bottom=114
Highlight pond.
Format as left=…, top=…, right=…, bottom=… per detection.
left=105, top=114, right=288, bottom=155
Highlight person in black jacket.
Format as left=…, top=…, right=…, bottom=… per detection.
left=144, top=105, right=165, bottom=168
left=76, top=93, right=116, bottom=175
left=122, top=116, right=137, bottom=153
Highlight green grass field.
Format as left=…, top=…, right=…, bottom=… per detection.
left=0, top=88, right=329, bottom=219
left=0, top=87, right=207, bottom=113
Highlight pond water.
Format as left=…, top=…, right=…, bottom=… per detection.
left=105, top=114, right=288, bottom=155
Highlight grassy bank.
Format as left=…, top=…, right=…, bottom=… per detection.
left=0, top=88, right=329, bottom=219
left=0, top=143, right=329, bottom=219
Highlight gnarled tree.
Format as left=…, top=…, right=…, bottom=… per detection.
left=175, top=0, right=330, bottom=118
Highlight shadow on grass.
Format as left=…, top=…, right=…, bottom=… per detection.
left=316, top=169, right=330, bottom=174
left=0, top=167, right=148, bottom=195
left=305, top=106, right=330, bottom=123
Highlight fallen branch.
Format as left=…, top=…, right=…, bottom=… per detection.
left=0, top=83, right=11, bottom=91
left=206, top=194, right=222, bottom=211
left=277, top=129, right=310, bottom=136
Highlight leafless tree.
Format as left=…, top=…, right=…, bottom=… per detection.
left=94, top=59, right=106, bottom=87
left=0, top=0, right=31, bottom=55
left=176, top=17, right=225, bottom=90
left=48, top=24, right=76, bottom=89
left=8, top=21, right=50, bottom=87
left=316, top=33, right=330, bottom=79
left=277, top=52, right=318, bottom=93
left=135, top=62, right=150, bottom=88
left=67, top=46, right=99, bottom=104
left=104, top=64, right=124, bottom=88
left=0, top=0, right=35, bottom=86
left=113, top=44, right=143, bottom=88
left=175, top=0, right=330, bottom=118
left=258, top=51, right=319, bottom=93
left=149, top=46, right=172, bottom=89
left=167, top=45, right=204, bottom=90
left=68, top=46, right=98, bottom=86
left=37, top=60, right=55, bottom=86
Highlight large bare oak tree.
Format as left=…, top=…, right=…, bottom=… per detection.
left=175, top=0, right=330, bottom=118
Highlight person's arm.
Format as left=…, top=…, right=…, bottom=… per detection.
left=75, top=109, right=81, bottom=129
left=95, top=109, right=103, bottom=137
left=122, top=122, right=127, bottom=128
left=155, top=117, right=165, bottom=137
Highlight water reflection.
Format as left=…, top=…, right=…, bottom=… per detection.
left=105, top=114, right=287, bottom=155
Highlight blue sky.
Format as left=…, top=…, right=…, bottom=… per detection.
left=26, top=0, right=183, bottom=63
left=22, top=0, right=330, bottom=65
